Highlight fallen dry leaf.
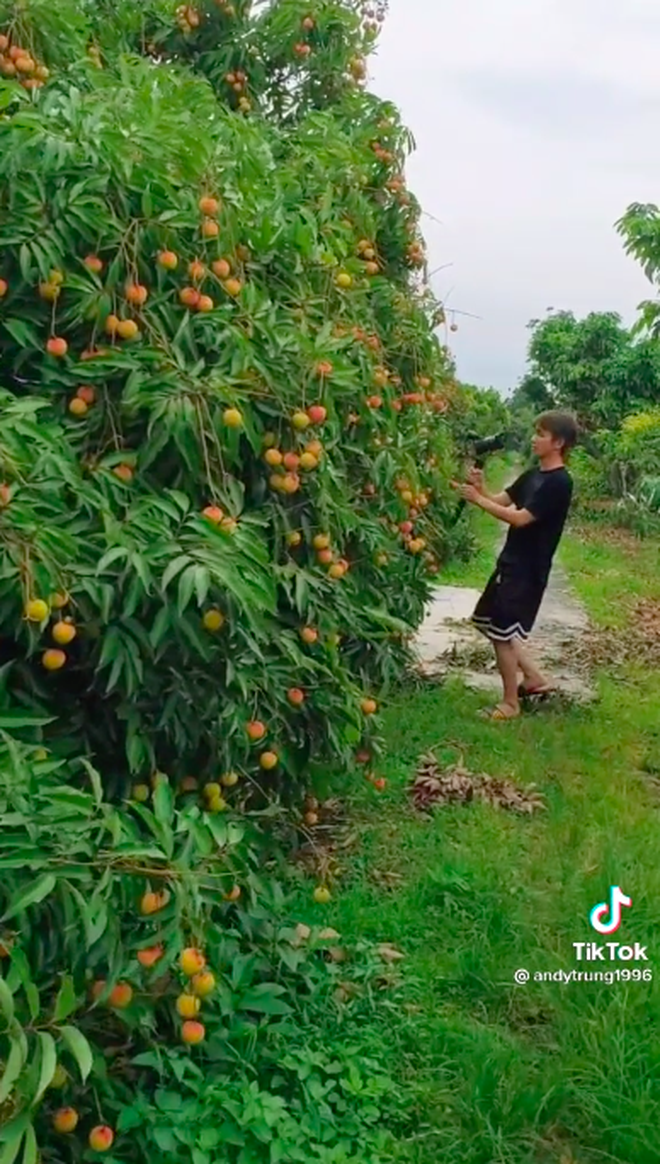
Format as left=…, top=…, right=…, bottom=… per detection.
left=411, top=751, right=545, bottom=815
left=317, top=927, right=341, bottom=941
left=333, top=981, right=360, bottom=1004
left=368, top=867, right=404, bottom=890
left=377, top=943, right=405, bottom=963
left=326, top=947, right=348, bottom=963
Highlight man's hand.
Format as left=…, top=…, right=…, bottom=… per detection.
left=468, top=467, right=485, bottom=492
left=450, top=481, right=481, bottom=505
left=452, top=479, right=534, bottom=527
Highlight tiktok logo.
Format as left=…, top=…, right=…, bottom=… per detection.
left=589, top=886, right=632, bottom=935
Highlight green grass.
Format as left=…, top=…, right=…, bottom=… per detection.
left=560, top=522, right=660, bottom=627
left=307, top=517, right=660, bottom=1164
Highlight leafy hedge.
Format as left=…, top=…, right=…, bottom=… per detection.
left=0, top=0, right=457, bottom=1159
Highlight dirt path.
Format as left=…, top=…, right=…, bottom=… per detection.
left=414, top=559, right=596, bottom=702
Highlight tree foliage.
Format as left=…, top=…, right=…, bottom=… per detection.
left=617, top=201, right=660, bottom=338
left=0, top=0, right=455, bottom=1158
left=517, top=310, right=660, bottom=430
left=449, top=383, right=510, bottom=443
left=0, top=0, right=456, bottom=785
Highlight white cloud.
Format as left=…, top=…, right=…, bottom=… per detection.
left=368, top=0, right=660, bottom=391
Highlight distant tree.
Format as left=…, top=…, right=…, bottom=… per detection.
left=518, top=310, right=660, bottom=430
left=451, top=382, right=510, bottom=441
left=509, top=373, right=555, bottom=413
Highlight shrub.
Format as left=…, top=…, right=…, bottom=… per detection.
left=569, top=446, right=614, bottom=505
left=618, top=408, right=660, bottom=478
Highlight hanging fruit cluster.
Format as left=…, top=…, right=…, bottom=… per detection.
left=0, top=29, right=49, bottom=89
left=175, top=4, right=202, bottom=33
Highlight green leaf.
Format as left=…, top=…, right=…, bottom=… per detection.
left=53, top=976, right=77, bottom=1022
left=25, top=984, right=39, bottom=1024
left=239, top=984, right=293, bottom=1016
left=117, top=1107, right=143, bottom=1132
left=97, top=546, right=129, bottom=573
left=33, top=1032, right=57, bottom=1104
left=0, top=714, right=55, bottom=729
left=19, top=245, right=32, bottom=282
left=2, top=319, right=40, bottom=350
left=59, top=1025, right=93, bottom=1083
left=2, top=874, right=56, bottom=921
left=153, top=1129, right=177, bottom=1152
left=177, top=564, right=197, bottom=614
left=0, top=1123, right=26, bottom=1164
left=0, top=82, right=25, bottom=111
left=20, top=1127, right=36, bottom=1164
left=193, top=565, right=210, bottom=607
left=0, top=976, right=15, bottom=1024
left=205, top=817, right=228, bottom=848
left=148, top=610, right=170, bottom=654
left=0, top=1036, right=25, bottom=1105
left=152, top=779, right=174, bottom=829
left=81, top=759, right=104, bottom=806
left=162, top=554, right=190, bottom=590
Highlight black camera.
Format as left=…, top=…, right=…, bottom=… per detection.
left=466, top=431, right=509, bottom=463
left=451, top=431, right=510, bottom=525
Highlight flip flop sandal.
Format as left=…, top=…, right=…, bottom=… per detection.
left=478, top=705, right=520, bottom=722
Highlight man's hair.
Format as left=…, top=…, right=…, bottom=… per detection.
left=535, top=410, right=579, bottom=451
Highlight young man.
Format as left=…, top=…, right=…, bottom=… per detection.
left=452, top=410, right=578, bottom=721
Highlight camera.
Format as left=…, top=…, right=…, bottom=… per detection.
left=452, top=431, right=510, bottom=525
left=466, top=431, right=509, bottom=463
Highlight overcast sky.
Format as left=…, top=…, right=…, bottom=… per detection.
left=369, top=0, right=660, bottom=394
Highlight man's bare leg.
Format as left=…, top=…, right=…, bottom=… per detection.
left=513, top=641, right=551, bottom=691
left=492, top=641, right=521, bottom=717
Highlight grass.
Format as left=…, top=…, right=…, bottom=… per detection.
left=306, top=509, right=660, bottom=1164
left=560, top=522, right=660, bottom=627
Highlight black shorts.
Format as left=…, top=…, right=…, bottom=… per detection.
left=471, top=562, right=546, bottom=643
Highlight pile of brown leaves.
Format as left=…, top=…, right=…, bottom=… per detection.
left=410, top=751, right=545, bottom=815
left=636, top=598, right=660, bottom=645
left=570, top=600, right=660, bottom=674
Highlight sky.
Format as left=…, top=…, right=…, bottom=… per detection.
left=368, top=0, right=660, bottom=394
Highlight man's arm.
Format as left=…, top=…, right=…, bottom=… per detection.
left=452, top=481, right=535, bottom=526
left=481, top=473, right=572, bottom=528
left=474, top=494, right=535, bottom=527
left=490, top=491, right=513, bottom=507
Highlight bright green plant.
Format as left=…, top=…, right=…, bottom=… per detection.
left=618, top=408, right=660, bottom=477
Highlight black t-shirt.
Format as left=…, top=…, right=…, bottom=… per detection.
left=498, top=467, right=573, bottom=583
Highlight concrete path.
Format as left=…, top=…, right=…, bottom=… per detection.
left=414, top=561, right=595, bottom=703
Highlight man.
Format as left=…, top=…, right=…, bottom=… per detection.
left=452, top=410, right=578, bottom=721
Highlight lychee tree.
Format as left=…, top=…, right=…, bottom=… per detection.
left=0, top=0, right=457, bottom=1158
left=0, top=0, right=457, bottom=791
